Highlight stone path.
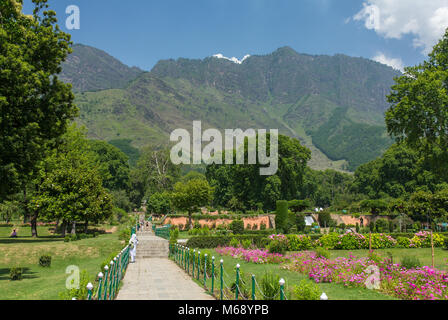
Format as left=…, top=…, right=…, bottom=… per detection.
left=116, top=257, right=215, bottom=300
left=116, top=223, right=214, bottom=300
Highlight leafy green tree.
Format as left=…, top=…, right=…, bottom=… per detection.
left=386, top=28, right=448, bottom=179
left=360, top=199, right=388, bottom=215
left=0, top=0, right=77, bottom=216
left=147, top=192, right=172, bottom=214
left=206, top=134, right=311, bottom=211
left=110, top=190, right=132, bottom=213
left=352, top=144, right=439, bottom=199
left=32, top=125, right=113, bottom=236
left=87, top=140, right=130, bottom=191
left=170, top=179, right=214, bottom=229
left=129, top=146, right=180, bottom=208
left=0, top=200, right=20, bottom=223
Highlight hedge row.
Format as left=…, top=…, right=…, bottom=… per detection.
left=165, top=214, right=268, bottom=221
left=186, top=235, right=269, bottom=249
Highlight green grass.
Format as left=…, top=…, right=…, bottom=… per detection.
left=0, top=226, right=125, bottom=300
left=176, top=249, right=394, bottom=300
left=327, top=248, right=448, bottom=271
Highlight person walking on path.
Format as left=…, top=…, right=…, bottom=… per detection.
left=129, top=233, right=139, bottom=263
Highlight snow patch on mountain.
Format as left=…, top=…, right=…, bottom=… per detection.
left=212, top=53, right=251, bottom=64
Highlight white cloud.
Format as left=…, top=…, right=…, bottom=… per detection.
left=353, top=0, right=448, bottom=54
left=372, top=52, right=404, bottom=71
left=212, top=53, right=251, bottom=64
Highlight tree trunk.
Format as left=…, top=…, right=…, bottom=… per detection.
left=22, top=188, right=28, bottom=224
left=71, top=221, right=76, bottom=235
left=84, top=220, right=88, bottom=234
left=188, top=212, right=193, bottom=230
left=61, top=221, right=67, bottom=238
left=31, top=211, right=38, bottom=238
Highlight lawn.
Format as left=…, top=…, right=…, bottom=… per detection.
left=180, top=249, right=395, bottom=300
left=0, top=225, right=125, bottom=300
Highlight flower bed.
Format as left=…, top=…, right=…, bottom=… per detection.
left=217, top=246, right=448, bottom=300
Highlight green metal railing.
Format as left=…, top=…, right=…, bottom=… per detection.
left=85, top=244, right=131, bottom=300
left=155, top=224, right=171, bottom=240
left=169, top=243, right=290, bottom=301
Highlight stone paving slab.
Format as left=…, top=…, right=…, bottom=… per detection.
left=116, top=258, right=215, bottom=300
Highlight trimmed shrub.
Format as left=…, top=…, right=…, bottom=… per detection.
left=9, top=267, right=23, bottom=281
left=230, top=220, right=244, bottom=235
left=39, top=255, right=52, bottom=267
left=275, top=200, right=289, bottom=232
left=187, top=235, right=268, bottom=249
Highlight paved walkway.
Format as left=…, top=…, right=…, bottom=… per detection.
left=116, top=220, right=214, bottom=300
left=116, top=257, right=215, bottom=300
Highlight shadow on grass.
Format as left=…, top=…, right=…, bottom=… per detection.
left=0, top=267, right=39, bottom=281
left=0, top=236, right=63, bottom=244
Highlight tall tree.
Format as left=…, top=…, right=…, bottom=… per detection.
left=386, top=28, right=448, bottom=179
left=170, top=179, right=214, bottom=229
left=87, top=140, right=130, bottom=191
left=0, top=0, right=77, bottom=235
left=129, top=146, right=180, bottom=208
left=32, top=125, right=113, bottom=236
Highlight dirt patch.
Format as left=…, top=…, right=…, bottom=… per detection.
left=105, top=226, right=118, bottom=234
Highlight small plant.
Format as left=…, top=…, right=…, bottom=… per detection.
left=64, top=236, right=70, bottom=242
left=314, top=247, right=330, bottom=259
left=260, top=223, right=267, bottom=230
left=241, top=239, right=252, bottom=249
left=260, top=271, right=282, bottom=300
left=294, top=279, right=321, bottom=300
left=9, top=267, right=23, bottom=281
left=230, top=237, right=240, bottom=248
left=39, top=255, right=52, bottom=267
left=400, top=256, right=421, bottom=270
left=170, top=228, right=180, bottom=245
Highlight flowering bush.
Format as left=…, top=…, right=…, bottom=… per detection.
left=268, top=234, right=289, bottom=254
left=410, top=231, right=445, bottom=248
left=287, top=234, right=313, bottom=251
left=370, top=233, right=397, bottom=249
left=334, top=232, right=368, bottom=250
left=396, top=236, right=411, bottom=248
left=316, top=233, right=339, bottom=249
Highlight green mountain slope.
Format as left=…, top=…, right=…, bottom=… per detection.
left=71, top=46, right=400, bottom=171
left=60, top=44, right=143, bottom=92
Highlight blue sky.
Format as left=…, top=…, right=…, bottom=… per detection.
left=23, top=0, right=448, bottom=71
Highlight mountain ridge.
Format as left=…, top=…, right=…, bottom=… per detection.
left=67, top=44, right=399, bottom=171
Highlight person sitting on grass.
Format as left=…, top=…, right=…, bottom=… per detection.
left=10, top=229, right=17, bottom=238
